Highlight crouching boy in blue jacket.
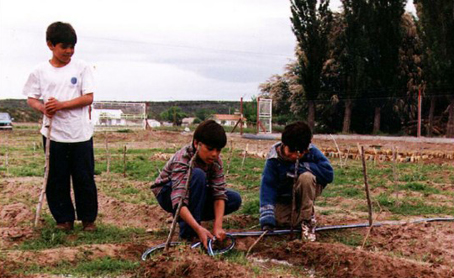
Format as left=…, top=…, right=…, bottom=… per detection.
left=259, top=121, right=333, bottom=241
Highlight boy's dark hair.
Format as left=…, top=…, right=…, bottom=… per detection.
left=46, top=22, right=77, bottom=46
left=193, top=120, right=227, bottom=149
left=281, top=121, right=312, bottom=152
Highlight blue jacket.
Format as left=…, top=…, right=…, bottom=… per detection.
left=259, top=142, right=334, bottom=228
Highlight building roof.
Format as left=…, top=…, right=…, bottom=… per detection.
left=212, top=114, right=246, bottom=121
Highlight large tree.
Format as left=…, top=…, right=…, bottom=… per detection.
left=159, top=106, right=187, bottom=126
left=364, top=0, right=405, bottom=134
left=395, top=13, right=424, bottom=134
left=415, top=0, right=454, bottom=137
left=290, top=0, right=333, bottom=129
left=335, top=0, right=372, bottom=133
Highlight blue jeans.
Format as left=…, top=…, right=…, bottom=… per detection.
left=156, top=168, right=242, bottom=239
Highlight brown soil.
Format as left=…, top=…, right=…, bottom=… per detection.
left=1, top=130, right=453, bottom=277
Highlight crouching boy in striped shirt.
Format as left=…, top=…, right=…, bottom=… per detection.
left=152, top=120, right=242, bottom=248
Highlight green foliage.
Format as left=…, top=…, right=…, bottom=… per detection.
left=195, top=108, right=215, bottom=122
left=241, top=198, right=260, bottom=216
left=73, top=257, right=138, bottom=276
left=242, top=97, right=257, bottom=125
left=290, top=0, right=333, bottom=126
left=323, top=184, right=363, bottom=198
left=0, top=99, right=41, bottom=122
left=159, top=106, right=187, bottom=126
left=319, top=230, right=365, bottom=247
left=19, top=215, right=146, bottom=250
left=22, top=257, right=138, bottom=277
left=376, top=194, right=454, bottom=216
left=398, top=182, right=440, bottom=194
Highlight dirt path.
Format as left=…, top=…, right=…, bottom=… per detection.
left=1, top=130, right=453, bottom=277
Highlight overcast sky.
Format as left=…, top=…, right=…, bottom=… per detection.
left=0, top=0, right=416, bottom=102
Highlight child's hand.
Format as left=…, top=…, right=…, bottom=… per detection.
left=45, top=97, right=63, bottom=116
left=196, top=226, right=214, bottom=249
left=213, top=227, right=226, bottom=242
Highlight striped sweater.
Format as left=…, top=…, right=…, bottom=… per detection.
left=152, top=144, right=227, bottom=209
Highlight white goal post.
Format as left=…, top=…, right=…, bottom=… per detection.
left=92, top=101, right=147, bottom=131
left=257, top=97, right=272, bottom=134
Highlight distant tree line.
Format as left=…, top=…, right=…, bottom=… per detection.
left=0, top=99, right=242, bottom=124
left=259, top=0, right=454, bottom=137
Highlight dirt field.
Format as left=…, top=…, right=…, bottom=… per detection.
left=1, top=128, right=453, bottom=277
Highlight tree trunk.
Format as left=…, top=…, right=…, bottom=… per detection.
left=342, top=99, right=353, bottom=133
left=447, top=96, right=454, bottom=138
left=307, top=100, right=315, bottom=130
left=373, top=106, right=381, bottom=134
left=427, top=96, right=436, bottom=137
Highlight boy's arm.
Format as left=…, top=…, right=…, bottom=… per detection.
left=27, top=97, right=52, bottom=118
left=45, top=93, right=93, bottom=117
left=302, top=146, right=334, bottom=185
left=212, top=199, right=226, bottom=240
left=259, top=159, right=279, bottom=229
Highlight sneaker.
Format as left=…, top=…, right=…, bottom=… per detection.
left=56, top=222, right=74, bottom=231
left=82, top=221, right=97, bottom=231
left=301, top=220, right=316, bottom=242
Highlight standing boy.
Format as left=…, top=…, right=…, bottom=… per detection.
left=152, top=120, right=242, bottom=248
left=23, top=22, right=98, bottom=231
left=259, top=121, right=333, bottom=241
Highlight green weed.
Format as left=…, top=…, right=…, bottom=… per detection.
left=19, top=215, right=146, bottom=250
left=21, top=257, right=138, bottom=277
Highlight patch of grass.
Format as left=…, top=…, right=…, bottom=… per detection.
left=319, top=230, right=365, bottom=247
left=116, top=129, right=133, bottom=133
left=9, top=161, right=43, bottom=176
left=398, top=182, right=440, bottom=194
left=331, top=166, right=364, bottom=186
left=19, top=215, right=146, bottom=250
left=241, top=198, right=260, bottom=216
left=376, top=194, right=454, bottom=216
left=71, top=257, right=138, bottom=276
left=21, top=257, right=138, bottom=277
left=323, top=184, right=363, bottom=198
left=319, top=209, right=337, bottom=216
left=96, top=176, right=157, bottom=205
left=227, top=155, right=263, bottom=189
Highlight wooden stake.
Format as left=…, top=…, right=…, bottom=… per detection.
left=226, top=140, right=234, bottom=177
left=358, top=144, right=373, bottom=227
left=330, top=134, right=343, bottom=168
left=105, top=132, right=110, bottom=175
left=392, top=145, right=397, bottom=182
left=246, top=230, right=268, bottom=257
left=123, top=145, right=127, bottom=178
left=360, top=201, right=383, bottom=249
left=5, top=151, right=9, bottom=175
left=164, top=145, right=199, bottom=251
left=34, top=118, right=52, bottom=227
left=241, top=143, right=249, bottom=169
left=290, top=154, right=300, bottom=236
left=343, top=146, right=351, bottom=166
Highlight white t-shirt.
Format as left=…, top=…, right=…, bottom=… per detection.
left=23, top=59, right=95, bottom=143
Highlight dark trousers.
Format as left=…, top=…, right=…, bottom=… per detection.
left=43, top=137, right=98, bottom=224
left=156, top=168, right=242, bottom=239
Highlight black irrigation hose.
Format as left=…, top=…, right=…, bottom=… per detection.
left=141, top=241, right=202, bottom=261
left=141, top=217, right=454, bottom=260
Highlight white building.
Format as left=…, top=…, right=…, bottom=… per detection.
left=146, top=119, right=161, bottom=128
left=92, top=109, right=125, bottom=126
left=182, top=117, right=196, bottom=126
left=212, top=114, right=247, bottom=127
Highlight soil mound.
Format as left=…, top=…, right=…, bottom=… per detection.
left=138, top=247, right=251, bottom=278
